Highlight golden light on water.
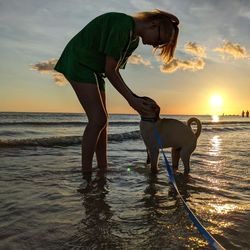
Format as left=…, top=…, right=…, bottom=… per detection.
left=211, top=115, right=220, bottom=122
left=209, top=135, right=221, bottom=157
left=210, top=203, right=238, bottom=215
left=188, top=237, right=208, bottom=248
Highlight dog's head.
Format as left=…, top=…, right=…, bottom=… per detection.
left=140, top=96, right=160, bottom=120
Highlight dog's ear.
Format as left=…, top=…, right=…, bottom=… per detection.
left=140, top=96, right=160, bottom=117
left=151, top=103, right=160, bottom=117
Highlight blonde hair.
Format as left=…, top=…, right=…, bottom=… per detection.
left=135, top=9, right=180, bottom=63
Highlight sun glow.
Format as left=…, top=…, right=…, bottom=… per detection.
left=209, top=95, right=223, bottom=120
left=210, top=95, right=223, bottom=108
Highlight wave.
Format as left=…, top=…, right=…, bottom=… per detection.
left=1, top=120, right=250, bottom=127
left=0, top=121, right=139, bottom=126
left=203, top=121, right=250, bottom=125
left=0, top=130, right=142, bottom=148
left=202, top=126, right=250, bottom=132
left=1, top=124, right=249, bottom=148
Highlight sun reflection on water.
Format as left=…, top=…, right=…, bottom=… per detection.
left=210, top=203, right=238, bottom=214
left=209, top=135, right=221, bottom=157
left=211, top=115, right=220, bottom=122
left=188, top=236, right=208, bottom=248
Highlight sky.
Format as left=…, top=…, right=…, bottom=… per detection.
left=0, top=0, right=249, bottom=115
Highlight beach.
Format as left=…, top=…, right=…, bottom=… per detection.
left=0, top=112, right=249, bottom=249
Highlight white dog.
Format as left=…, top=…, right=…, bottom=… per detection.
left=139, top=97, right=201, bottom=174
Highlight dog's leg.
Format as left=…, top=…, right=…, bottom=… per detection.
left=171, top=148, right=180, bottom=172
left=180, top=148, right=191, bottom=174
left=148, top=148, right=159, bottom=173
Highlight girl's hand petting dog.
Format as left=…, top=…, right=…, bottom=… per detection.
left=129, top=95, right=159, bottom=115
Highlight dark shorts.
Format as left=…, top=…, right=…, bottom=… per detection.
left=69, top=65, right=106, bottom=91
left=55, top=61, right=106, bottom=91
left=80, top=66, right=105, bottom=91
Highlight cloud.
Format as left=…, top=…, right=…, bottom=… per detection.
left=31, top=59, right=67, bottom=86
left=184, top=42, right=207, bottom=57
left=160, top=58, right=205, bottom=73
left=51, top=72, right=68, bottom=86
left=128, top=54, right=151, bottom=66
left=239, top=9, right=250, bottom=19
left=214, top=41, right=250, bottom=59
left=31, top=58, right=57, bottom=72
left=32, top=54, right=152, bottom=85
left=160, top=42, right=206, bottom=74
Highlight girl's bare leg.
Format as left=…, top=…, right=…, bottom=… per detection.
left=69, top=81, right=108, bottom=173
left=95, top=90, right=108, bottom=169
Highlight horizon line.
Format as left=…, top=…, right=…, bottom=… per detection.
left=0, top=111, right=241, bottom=116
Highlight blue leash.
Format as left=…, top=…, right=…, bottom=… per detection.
left=153, top=127, right=225, bottom=250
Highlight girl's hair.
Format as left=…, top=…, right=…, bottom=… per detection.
left=135, top=9, right=179, bottom=63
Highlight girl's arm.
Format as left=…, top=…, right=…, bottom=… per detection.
left=105, top=56, right=154, bottom=114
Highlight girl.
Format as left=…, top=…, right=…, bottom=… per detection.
left=54, top=9, right=179, bottom=174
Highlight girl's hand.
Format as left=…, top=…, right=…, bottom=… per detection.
left=128, top=95, right=159, bottom=115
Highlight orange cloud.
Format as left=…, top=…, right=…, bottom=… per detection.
left=128, top=54, right=151, bottom=66
left=184, top=42, right=207, bottom=57
left=160, top=58, right=205, bottom=73
left=214, top=41, right=250, bottom=59
left=160, top=42, right=206, bottom=74
left=31, top=59, right=67, bottom=86
left=31, top=55, right=152, bottom=85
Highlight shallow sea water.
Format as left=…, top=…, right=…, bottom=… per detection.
left=0, top=113, right=249, bottom=249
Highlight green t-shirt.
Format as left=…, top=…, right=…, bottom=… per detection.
left=55, top=12, right=139, bottom=80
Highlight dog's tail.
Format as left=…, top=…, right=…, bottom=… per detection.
left=187, top=117, right=202, bottom=138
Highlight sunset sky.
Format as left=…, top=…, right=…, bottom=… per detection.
left=0, top=0, right=249, bottom=115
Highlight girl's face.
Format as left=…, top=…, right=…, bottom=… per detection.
left=141, top=21, right=174, bottom=48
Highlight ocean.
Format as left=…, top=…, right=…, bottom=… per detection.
left=0, top=112, right=249, bottom=249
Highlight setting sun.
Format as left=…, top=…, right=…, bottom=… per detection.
left=209, top=95, right=224, bottom=118
left=210, top=95, right=223, bottom=108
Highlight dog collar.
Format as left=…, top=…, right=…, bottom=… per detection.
left=141, top=116, right=158, bottom=123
